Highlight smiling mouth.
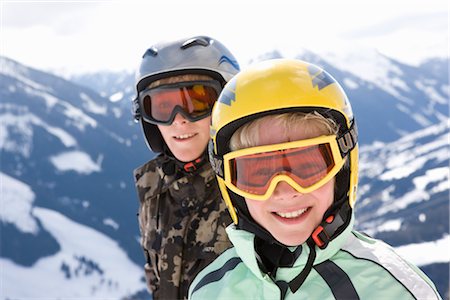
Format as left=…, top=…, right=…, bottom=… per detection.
left=275, top=207, right=309, bottom=219
left=174, top=133, right=197, bottom=140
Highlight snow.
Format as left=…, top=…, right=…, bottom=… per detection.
left=411, top=113, right=432, bottom=127
left=441, top=84, right=450, bottom=96
left=50, top=151, right=102, bottom=174
left=380, top=146, right=449, bottom=182
left=24, top=84, right=59, bottom=108
left=380, top=185, right=395, bottom=202
left=413, top=167, right=449, bottom=191
left=80, top=92, right=107, bottom=115
left=15, top=76, right=98, bottom=131
left=0, top=109, right=77, bottom=157
left=318, top=47, right=412, bottom=100
left=358, top=120, right=449, bottom=218
left=377, top=219, right=402, bottom=232
left=0, top=57, right=51, bottom=93
left=395, top=235, right=450, bottom=266
left=343, top=78, right=359, bottom=90
left=59, top=100, right=98, bottom=131
left=380, top=156, right=429, bottom=181
left=414, top=80, right=448, bottom=105
left=8, top=73, right=99, bottom=132
left=400, top=121, right=449, bottom=143
left=364, top=122, right=450, bottom=182
left=374, top=166, right=448, bottom=216
left=0, top=172, right=38, bottom=234
left=1, top=207, right=146, bottom=299
left=418, top=213, right=426, bottom=223
left=103, top=218, right=119, bottom=230
left=112, top=107, right=123, bottom=118
left=109, top=91, right=124, bottom=102
left=380, top=189, right=431, bottom=216
left=44, top=125, right=77, bottom=147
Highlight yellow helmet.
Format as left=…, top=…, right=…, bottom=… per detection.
left=209, top=59, right=358, bottom=247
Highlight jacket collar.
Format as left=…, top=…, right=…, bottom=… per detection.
left=226, top=214, right=355, bottom=282
left=135, top=155, right=216, bottom=199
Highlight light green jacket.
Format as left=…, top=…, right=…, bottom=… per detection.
left=189, top=217, right=441, bottom=300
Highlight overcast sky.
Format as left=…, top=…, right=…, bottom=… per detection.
left=1, top=0, right=448, bottom=75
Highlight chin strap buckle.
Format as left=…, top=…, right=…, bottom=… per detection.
left=183, top=158, right=203, bottom=172
left=312, top=212, right=345, bottom=249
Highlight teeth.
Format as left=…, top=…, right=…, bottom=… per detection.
left=276, top=208, right=308, bottom=219
left=175, top=133, right=195, bottom=139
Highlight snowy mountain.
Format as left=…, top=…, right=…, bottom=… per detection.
left=0, top=56, right=152, bottom=299
left=296, top=49, right=448, bottom=144
left=356, top=121, right=449, bottom=298
left=73, top=50, right=449, bottom=146
left=71, top=70, right=135, bottom=104
left=1, top=50, right=449, bottom=299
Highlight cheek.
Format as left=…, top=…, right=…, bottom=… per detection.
left=244, top=198, right=265, bottom=221
left=197, top=117, right=211, bottom=135
left=314, top=179, right=335, bottom=208
left=157, top=125, right=171, bottom=142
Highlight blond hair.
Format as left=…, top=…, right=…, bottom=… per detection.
left=148, top=74, right=213, bottom=88
left=229, top=112, right=339, bottom=151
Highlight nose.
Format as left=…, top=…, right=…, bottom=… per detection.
left=172, top=112, right=188, bottom=125
left=272, top=181, right=301, bottom=199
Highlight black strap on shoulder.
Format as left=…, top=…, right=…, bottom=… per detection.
left=254, top=237, right=302, bottom=278
left=314, top=260, right=360, bottom=300
left=190, top=257, right=242, bottom=295
left=288, top=238, right=317, bottom=293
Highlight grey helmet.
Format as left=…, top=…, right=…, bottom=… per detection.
left=133, top=36, right=240, bottom=154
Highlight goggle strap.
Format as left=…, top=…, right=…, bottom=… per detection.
left=132, top=97, right=141, bottom=121
left=148, top=80, right=221, bottom=91
left=209, top=140, right=224, bottom=178
left=337, top=120, right=358, bottom=157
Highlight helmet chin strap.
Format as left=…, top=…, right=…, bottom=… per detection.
left=161, top=144, right=208, bottom=176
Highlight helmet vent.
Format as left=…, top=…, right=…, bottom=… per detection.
left=142, top=47, right=158, bottom=58
left=181, top=37, right=209, bottom=49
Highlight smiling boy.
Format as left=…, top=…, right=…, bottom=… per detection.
left=189, top=59, right=441, bottom=299
left=132, top=36, right=239, bottom=299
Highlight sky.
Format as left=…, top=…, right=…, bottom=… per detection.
left=1, top=0, right=448, bottom=75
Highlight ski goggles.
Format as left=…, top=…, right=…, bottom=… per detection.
left=222, top=135, right=347, bottom=201
left=137, top=80, right=222, bottom=125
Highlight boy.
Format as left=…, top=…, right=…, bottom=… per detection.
left=132, top=36, right=240, bottom=299
left=189, top=59, right=442, bottom=299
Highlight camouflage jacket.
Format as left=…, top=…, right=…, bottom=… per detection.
left=134, top=155, right=232, bottom=300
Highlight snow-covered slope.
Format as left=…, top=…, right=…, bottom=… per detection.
left=294, top=49, right=449, bottom=145
left=355, top=120, right=449, bottom=297
left=0, top=56, right=151, bottom=299
left=1, top=174, right=144, bottom=298
left=71, top=70, right=135, bottom=104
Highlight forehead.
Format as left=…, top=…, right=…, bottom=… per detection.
left=256, top=116, right=328, bottom=146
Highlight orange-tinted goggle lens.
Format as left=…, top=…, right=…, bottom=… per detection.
left=139, top=81, right=221, bottom=124
left=230, top=143, right=335, bottom=195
